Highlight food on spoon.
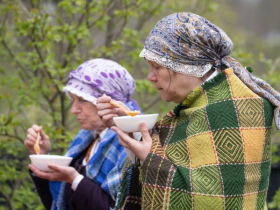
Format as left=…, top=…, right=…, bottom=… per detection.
left=110, top=100, right=140, bottom=117
left=126, top=111, right=140, bottom=117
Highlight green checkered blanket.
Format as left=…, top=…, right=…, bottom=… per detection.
left=117, top=68, right=274, bottom=210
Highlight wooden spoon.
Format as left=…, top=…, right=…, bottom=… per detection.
left=110, top=100, right=140, bottom=117
left=34, top=132, right=41, bottom=154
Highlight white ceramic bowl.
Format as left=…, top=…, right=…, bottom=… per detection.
left=113, top=114, right=159, bottom=133
left=29, top=154, right=73, bottom=172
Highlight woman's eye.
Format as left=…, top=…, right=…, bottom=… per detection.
left=154, top=65, right=160, bottom=70
left=79, top=98, right=87, bottom=102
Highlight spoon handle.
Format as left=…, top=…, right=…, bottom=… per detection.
left=34, top=133, right=41, bottom=154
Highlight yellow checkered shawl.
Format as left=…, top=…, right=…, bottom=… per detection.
left=141, top=68, right=274, bottom=210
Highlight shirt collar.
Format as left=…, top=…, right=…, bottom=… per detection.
left=90, top=128, right=108, bottom=141
left=99, top=128, right=108, bottom=139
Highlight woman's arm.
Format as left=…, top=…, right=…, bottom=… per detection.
left=69, top=177, right=114, bottom=210
left=29, top=170, right=53, bottom=210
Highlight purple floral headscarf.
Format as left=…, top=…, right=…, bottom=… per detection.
left=63, top=58, right=138, bottom=109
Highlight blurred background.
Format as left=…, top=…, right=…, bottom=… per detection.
left=0, top=0, right=279, bottom=209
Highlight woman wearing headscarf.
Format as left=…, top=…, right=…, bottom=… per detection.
left=24, top=58, right=140, bottom=210
left=97, top=13, right=280, bottom=210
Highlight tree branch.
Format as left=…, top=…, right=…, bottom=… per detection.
left=87, top=0, right=119, bottom=29
left=0, top=190, right=12, bottom=210
left=50, top=91, right=59, bottom=104
left=0, top=9, right=8, bottom=35
left=19, top=0, right=31, bottom=18
left=111, top=2, right=129, bottom=42
left=60, top=93, right=66, bottom=133
left=271, top=56, right=280, bottom=74
left=61, top=0, right=93, bottom=69
left=28, top=35, right=62, bottom=98
left=191, top=0, right=198, bottom=11
left=77, top=0, right=92, bottom=29
left=142, top=95, right=161, bottom=112
left=0, top=7, right=31, bottom=84
left=11, top=166, right=27, bottom=202
left=0, top=133, right=24, bottom=143
left=1, top=40, right=30, bottom=84
left=136, top=0, right=165, bottom=31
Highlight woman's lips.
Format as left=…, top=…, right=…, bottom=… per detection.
left=77, top=119, right=84, bottom=123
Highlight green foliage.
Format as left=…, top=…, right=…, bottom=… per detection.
left=272, top=145, right=280, bottom=165
left=0, top=0, right=279, bottom=209
left=0, top=0, right=167, bottom=208
left=0, top=0, right=209, bottom=208
left=245, top=66, right=254, bottom=73
left=268, top=188, right=280, bottom=210
left=259, top=53, right=280, bottom=210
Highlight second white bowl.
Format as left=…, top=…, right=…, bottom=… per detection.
left=29, top=154, right=73, bottom=172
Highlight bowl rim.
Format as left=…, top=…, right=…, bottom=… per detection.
left=113, top=113, right=159, bottom=120
left=29, top=154, right=73, bottom=160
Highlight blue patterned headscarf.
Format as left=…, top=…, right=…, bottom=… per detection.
left=140, top=12, right=280, bottom=131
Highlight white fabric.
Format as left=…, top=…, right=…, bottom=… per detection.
left=205, top=69, right=219, bottom=82
left=63, top=86, right=97, bottom=105
left=71, top=174, right=84, bottom=191
left=125, top=132, right=142, bottom=164
left=140, top=49, right=213, bottom=77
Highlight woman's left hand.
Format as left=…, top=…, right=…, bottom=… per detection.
left=111, top=122, right=152, bottom=162
left=96, top=94, right=127, bottom=128
left=29, top=164, right=80, bottom=184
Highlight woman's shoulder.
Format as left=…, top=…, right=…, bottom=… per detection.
left=203, top=68, right=261, bottom=102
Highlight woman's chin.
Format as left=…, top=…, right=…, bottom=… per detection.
left=79, top=123, right=90, bottom=130
left=160, top=94, right=172, bottom=103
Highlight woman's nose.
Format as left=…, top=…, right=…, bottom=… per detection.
left=147, top=70, right=156, bottom=82
left=70, top=101, right=81, bottom=114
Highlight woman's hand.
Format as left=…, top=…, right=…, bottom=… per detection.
left=24, top=125, right=51, bottom=154
left=96, top=94, right=127, bottom=128
left=111, top=122, right=152, bottom=162
left=29, top=164, right=80, bottom=184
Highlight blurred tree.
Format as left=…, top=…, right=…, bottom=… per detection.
left=0, top=0, right=219, bottom=209
left=1, top=0, right=279, bottom=209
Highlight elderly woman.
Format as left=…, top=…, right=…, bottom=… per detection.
left=97, top=13, right=280, bottom=210
left=24, top=58, right=140, bottom=210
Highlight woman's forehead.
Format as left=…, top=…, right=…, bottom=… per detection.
left=69, top=93, right=84, bottom=100
left=69, top=92, right=77, bottom=98
left=146, top=60, right=160, bottom=66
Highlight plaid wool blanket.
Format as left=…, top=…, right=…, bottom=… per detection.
left=49, top=129, right=127, bottom=210
left=117, top=68, right=274, bottom=210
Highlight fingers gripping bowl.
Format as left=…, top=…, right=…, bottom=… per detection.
left=113, top=114, right=159, bottom=133
left=29, top=154, right=73, bottom=172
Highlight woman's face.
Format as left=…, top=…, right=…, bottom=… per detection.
left=146, top=60, right=202, bottom=103
left=70, top=93, right=106, bottom=132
